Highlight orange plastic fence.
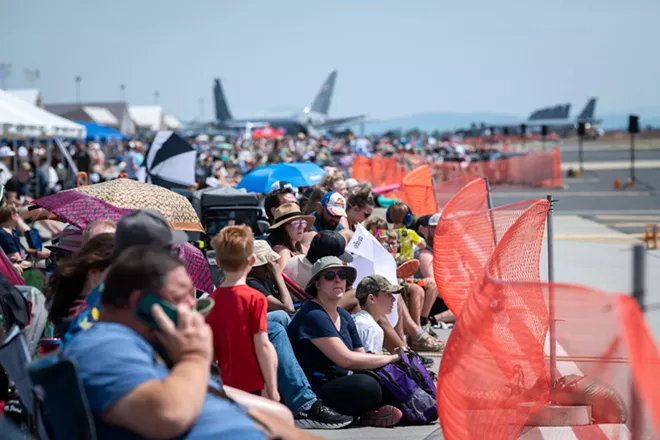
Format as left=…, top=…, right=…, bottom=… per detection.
left=432, top=149, right=563, bottom=188
left=435, top=175, right=480, bottom=211
left=401, top=165, right=437, bottom=215
left=436, top=195, right=659, bottom=439
left=433, top=191, right=546, bottom=316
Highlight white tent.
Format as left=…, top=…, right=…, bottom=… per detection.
left=129, top=105, right=164, bottom=131
left=0, top=89, right=86, bottom=138
left=0, top=101, right=45, bottom=137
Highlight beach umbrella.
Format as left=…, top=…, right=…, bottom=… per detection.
left=33, top=178, right=203, bottom=232
left=236, top=162, right=326, bottom=193
left=138, top=131, right=196, bottom=189
left=253, top=126, right=285, bottom=140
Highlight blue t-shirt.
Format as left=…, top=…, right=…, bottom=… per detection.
left=287, top=301, right=362, bottom=391
left=58, top=283, right=104, bottom=344
left=0, top=227, right=26, bottom=258
left=63, top=322, right=266, bottom=440
left=309, top=212, right=344, bottom=233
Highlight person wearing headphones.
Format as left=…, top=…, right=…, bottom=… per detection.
left=386, top=202, right=425, bottom=263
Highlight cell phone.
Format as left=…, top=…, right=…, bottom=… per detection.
left=135, top=293, right=178, bottom=331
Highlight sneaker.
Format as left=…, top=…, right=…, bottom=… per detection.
left=361, top=405, right=403, bottom=427
left=410, top=333, right=445, bottom=353
left=423, top=323, right=439, bottom=338
left=294, top=400, right=353, bottom=430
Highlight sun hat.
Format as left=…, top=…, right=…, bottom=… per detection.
left=46, top=226, right=84, bottom=253
left=268, top=203, right=315, bottom=231
left=356, top=274, right=404, bottom=301
left=428, top=212, right=442, bottom=226
left=304, top=256, right=357, bottom=297
left=253, top=240, right=281, bottom=267
left=196, top=297, right=215, bottom=317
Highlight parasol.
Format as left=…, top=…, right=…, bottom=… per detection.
left=33, top=178, right=203, bottom=232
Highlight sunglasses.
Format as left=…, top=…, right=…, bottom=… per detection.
left=289, top=219, right=308, bottom=229
left=321, top=269, right=349, bottom=282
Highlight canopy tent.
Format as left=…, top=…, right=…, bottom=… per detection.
left=137, top=131, right=196, bottom=189
left=0, top=89, right=86, bottom=138
left=76, top=121, right=128, bottom=142
left=0, top=101, right=45, bottom=137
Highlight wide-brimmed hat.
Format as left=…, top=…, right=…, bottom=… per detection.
left=304, top=256, right=357, bottom=297
left=253, top=240, right=280, bottom=267
left=268, top=203, right=315, bottom=231
left=46, top=226, right=83, bottom=253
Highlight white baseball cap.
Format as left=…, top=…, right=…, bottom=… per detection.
left=0, top=146, right=16, bottom=158
left=429, top=212, right=442, bottom=226
left=321, top=192, right=347, bottom=217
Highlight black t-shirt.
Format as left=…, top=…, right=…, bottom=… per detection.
left=246, top=276, right=275, bottom=297
left=74, top=150, right=91, bottom=174
left=287, top=301, right=363, bottom=391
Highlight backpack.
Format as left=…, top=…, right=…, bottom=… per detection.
left=375, top=351, right=438, bottom=424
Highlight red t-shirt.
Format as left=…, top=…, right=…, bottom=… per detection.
left=207, top=284, right=268, bottom=393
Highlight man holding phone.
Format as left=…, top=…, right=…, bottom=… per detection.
left=62, top=246, right=271, bottom=439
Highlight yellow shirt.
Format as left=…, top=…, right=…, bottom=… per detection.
left=395, top=227, right=423, bottom=262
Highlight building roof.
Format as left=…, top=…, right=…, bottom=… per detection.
left=129, top=105, right=163, bottom=130
left=82, top=106, right=119, bottom=126
left=8, top=89, right=42, bottom=107
left=46, top=101, right=130, bottom=123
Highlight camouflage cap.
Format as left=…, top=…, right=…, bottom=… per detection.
left=356, top=274, right=404, bottom=300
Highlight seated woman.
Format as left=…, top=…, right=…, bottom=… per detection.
left=287, top=256, right=403, bottom=427
left=45, top=233, right=115, bottom=337
left=267, top=203, right=314, bottom=269
left=247, top=240, right=295, bottom=314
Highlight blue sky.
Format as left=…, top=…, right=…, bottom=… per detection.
left=2, top=0, right=659, bottom=121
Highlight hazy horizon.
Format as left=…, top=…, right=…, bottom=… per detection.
left=2, top=0, right=659, bottom=122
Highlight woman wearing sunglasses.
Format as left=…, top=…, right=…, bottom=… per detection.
left=267, top=203, right=314, bottom=270
left=287, top=256, right=403, bottom=427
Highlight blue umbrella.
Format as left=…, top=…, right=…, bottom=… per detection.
left=237, top=162, right=326, bottom=193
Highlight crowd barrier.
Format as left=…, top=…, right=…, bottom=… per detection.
left=350, top=149, right=563, bottom=202
left=429, top=179, right=659, bottom=439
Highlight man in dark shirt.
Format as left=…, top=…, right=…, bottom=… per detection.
left=310, top=192, right=346, bottom=233
left=73, top=142, right=91, bottom=175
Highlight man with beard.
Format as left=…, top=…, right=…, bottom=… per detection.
left=310, top=192, right=346, bottom=233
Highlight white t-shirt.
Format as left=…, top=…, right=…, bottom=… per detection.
left=353, top=311, right=384, bottom=355
left=283, top=255, right=312, bottom=289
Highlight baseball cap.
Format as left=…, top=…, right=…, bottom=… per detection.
left=306, top=230, right=353, bottom=264
left=356, top=274, right=404, bottom=301
left=414, top=215, right=432, bottom=231
left=0, top=146, right=16, bottom=158
left=114, top=209, right=188, bottom=255
left=47, top=226, right=83, bottom=253
left=321, top=192, right=347, bottom=217
left=429, top=212, right=442, bottom=226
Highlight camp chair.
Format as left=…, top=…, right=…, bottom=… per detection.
left=281, top=272, right=309, bottom=307
left=0, top=417, right=28, bottom=439
left=0, top=325, right=49, bottom=440
left=29, top=354, right=97, bottom=440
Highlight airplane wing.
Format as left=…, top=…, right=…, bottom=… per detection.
left=314, top=114, right=367, bottom=129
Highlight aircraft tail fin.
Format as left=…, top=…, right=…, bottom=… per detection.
left=213, top=78, right=232, bottom=121
left=308, top=70, right=337, bottom=116
left=577, top=98, right=597, bottom=121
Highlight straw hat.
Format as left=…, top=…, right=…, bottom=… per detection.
left=268, top=203, right=315, bottom=232
left=304, top=256, right=357, bottom=297
left=253, top=240, right=281, bottom=267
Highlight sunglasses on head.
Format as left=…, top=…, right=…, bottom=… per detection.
left=321, top=269, right=349, bottom=282
left=289, top=219, right=307, bottom=229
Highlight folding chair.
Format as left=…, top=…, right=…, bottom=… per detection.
left=29, top=354, right=96, bottom=440
left=0, top=325, right=49, bottom=440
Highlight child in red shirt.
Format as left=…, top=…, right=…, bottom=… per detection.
left=206, top=225, right=279, bottom=401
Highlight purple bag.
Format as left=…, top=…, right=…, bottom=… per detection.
left=376, top=351, right=437, bottom=424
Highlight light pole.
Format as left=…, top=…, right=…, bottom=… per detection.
left=75, top=75, right=82, bottom=104
left=120, top=84, right=126, bottom=101
left=154, top=90, right=160, bottom=105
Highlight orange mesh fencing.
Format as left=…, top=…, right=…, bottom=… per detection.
left=351, top=155, right=372, bottom=183
left=434, top=175, right=481, bottom=211
left=432, top=149, right=563, bottom=188
left=401, top=165, right=437, bottom=215
left=433, top=196, right=545, bottom=316
left=437, top=196, right=660, bottom=439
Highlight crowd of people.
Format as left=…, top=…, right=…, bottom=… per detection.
left=0, top=134, right=460, bottom=438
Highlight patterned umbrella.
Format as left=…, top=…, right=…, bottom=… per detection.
left=174, top=242, right=214, bottom=293
left=33, top=178, right=204, bottom=232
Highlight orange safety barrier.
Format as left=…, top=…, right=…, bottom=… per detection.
left=434, top=175, right=481, bottom=211
left=401, top=165, right=437, bottom=215
left=433, top=148, right=563, bottom=189
left=436, top=194, right=660, bottom=439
